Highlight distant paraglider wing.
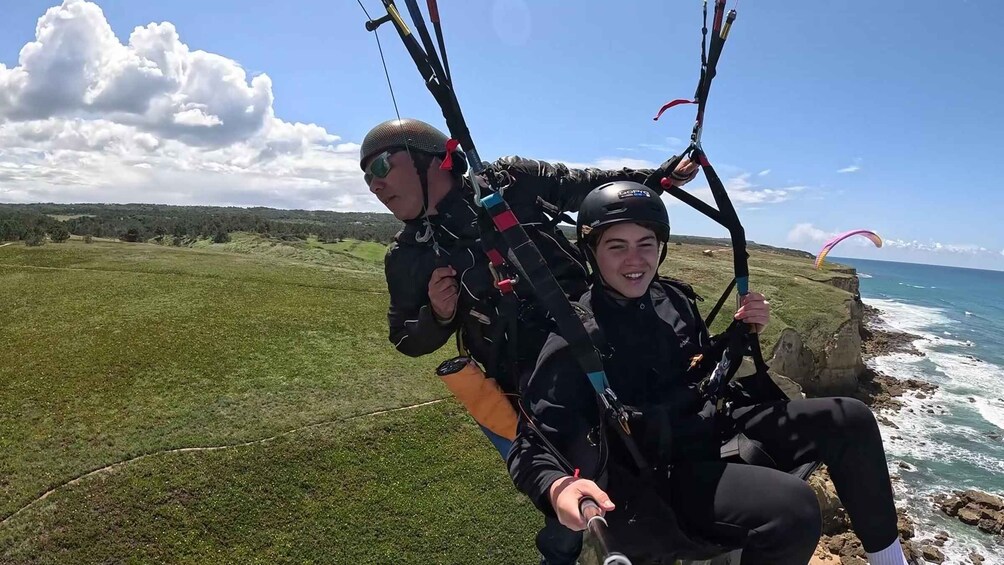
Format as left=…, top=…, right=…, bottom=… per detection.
left=815, top=229, right=883, bottom=269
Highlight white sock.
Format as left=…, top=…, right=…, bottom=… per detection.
left=866, top=538, right=908, bottom=565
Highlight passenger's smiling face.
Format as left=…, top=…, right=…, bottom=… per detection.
left=594, top=222, right=660, bottom=298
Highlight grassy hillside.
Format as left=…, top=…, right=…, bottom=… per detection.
left=0, top=235, right=856, bottom=564
left=660, top=242, right=856, bottom=351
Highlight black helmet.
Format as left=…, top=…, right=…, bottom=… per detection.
left=359, top=118, right=467, bottom=173
left=576, top=181, right=671, bottom=245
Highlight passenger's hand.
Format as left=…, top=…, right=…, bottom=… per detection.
left=548, top=476, right=615, bottom=531
left=735, top=291, right=770, bottom=333
left=667, top=156, right=700, bottom=187
left=645, top=154, right=701, bottom=192
left=428, top=266, right=459, bottom=322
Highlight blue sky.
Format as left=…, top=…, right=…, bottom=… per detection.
left=1, top=0, right=1001, bottom=269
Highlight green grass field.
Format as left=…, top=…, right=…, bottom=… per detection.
left=0, top=235, right=856, bottom=564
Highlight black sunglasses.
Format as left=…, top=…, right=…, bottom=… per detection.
left=363, top=148, right=404, bottom=185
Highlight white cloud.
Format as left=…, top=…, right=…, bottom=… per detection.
left=837, top=157, right=862, bottom=174
left=172, top=107, right=223, bottom=127
left=634, top=137, right=684, bottom=154
left=787, top=223, right=834, bottom=244
left=717, top=173, right=805, bottom=205
left=0, top=0, right=369, bottom=210
left=757, top=169, right=771, bottom=176
left=884, top=239, right=996, bottom=256
left=784, top=224, right=1002, bottom=268
left=557, top=160, right=803, bottom=208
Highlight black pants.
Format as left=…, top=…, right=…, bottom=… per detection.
left=663, top=397, right=898, bottom=565
left=536, top=514, right=582, bottom=565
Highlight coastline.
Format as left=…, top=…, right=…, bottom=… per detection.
left=811, top=285, right=1003, bottom=564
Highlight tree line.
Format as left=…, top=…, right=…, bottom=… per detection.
left=0, top=203, right=404, bottom=246
left=0, top=202, right=813, bottom=259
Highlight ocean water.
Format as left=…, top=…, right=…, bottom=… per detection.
left=834, top=257, right=1004, bottom=562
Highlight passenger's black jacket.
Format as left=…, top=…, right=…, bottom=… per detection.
left=507, top=279, right=717, bottom=517
left=384, top=156, right=658, bottom=393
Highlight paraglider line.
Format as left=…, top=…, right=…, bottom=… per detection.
left=358, top=0, right=404, bottom=123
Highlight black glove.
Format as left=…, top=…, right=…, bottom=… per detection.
left=643, top=154, right=699, bottom=192
left=623, top=403, right=674, bottom=467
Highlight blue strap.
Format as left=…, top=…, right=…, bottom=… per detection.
left=736, top=276, right=749, bottom=296
left=480, top=192, right=502, bottom=208
left=586, top=371, right=610, bottom=395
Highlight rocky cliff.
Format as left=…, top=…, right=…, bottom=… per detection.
left=769, top=270, right=866, bottom=396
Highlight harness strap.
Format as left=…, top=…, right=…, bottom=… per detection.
left=482, top=192, right=609, bottom=390
left=704, top=277, right=737, bottom=329
left=481, top=191, right=652, bottom=471
left=720, top=432, right=778, bottom=469
left=535, top=196, right=576, bottom=230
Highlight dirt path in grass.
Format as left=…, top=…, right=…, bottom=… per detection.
left=0, top=398, right=448, bottom=527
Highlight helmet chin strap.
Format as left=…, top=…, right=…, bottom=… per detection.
left=411, top=151, right=436, bottom=245
left=582, top=244, right=606, bottom=288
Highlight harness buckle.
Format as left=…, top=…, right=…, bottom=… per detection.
left=619, top=416, right=632, bottom=436
left=495, top=277, right=518, bottom=294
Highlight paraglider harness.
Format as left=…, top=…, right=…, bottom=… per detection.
left=360, top=0, right=817, bottom=560
left=359, top=0, right=575, bottom=393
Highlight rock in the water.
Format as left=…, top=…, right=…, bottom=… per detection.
left=959, top=506, right=982, bottom=525
left=935, top=492, right=966, bottom=516
left=902, top=539, right=925, bottom=564
left=860, top=309, right=923, bottom=358
left=877, top=415, right=900, bottom=429
left=961, top=489, right=1004, bottom=511
left=898, top=510, right=916, bottom=541
left=852, top=367, right=939, bottom=412
left=969, top=551, right=985, bottom=564
left=921, top=545, right=945, bottom=563
left=935, top=489, right=1004, bottom=536
left=977, top=518, right=1000, bottom=534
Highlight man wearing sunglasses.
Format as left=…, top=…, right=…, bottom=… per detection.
left=359, top=117, right=697, bottom=565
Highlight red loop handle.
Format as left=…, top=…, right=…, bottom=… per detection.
left=439, top=138, right=461, bottom=170
left=653, top=98, right=697, bottom=121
